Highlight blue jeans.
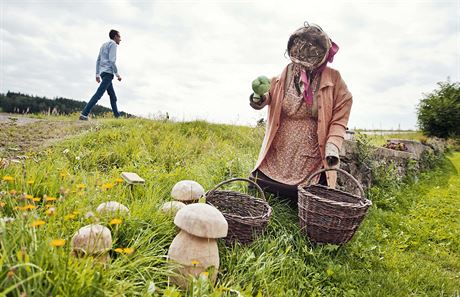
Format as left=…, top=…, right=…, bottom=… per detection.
left=81, top=72, right=120, bottom=117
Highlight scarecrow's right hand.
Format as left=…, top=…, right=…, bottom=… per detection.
left=249, top=93, right=267, bottom=110
left=252, top=93, right=262, bottom=103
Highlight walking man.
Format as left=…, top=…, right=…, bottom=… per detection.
left=80, top=29, right=122, bottom=120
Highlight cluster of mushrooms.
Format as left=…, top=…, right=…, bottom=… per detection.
left=70, top=179, right=228, bottom=288
left=161, top=180, right=228, bottom=288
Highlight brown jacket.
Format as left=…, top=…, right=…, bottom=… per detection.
left=250, top=63, right=352, bottom=188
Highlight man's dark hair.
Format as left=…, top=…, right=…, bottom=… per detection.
left=109, top=29, right=119, bottom=40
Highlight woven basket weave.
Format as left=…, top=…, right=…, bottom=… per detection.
left=206, top=178, right=272, bottom=245
left=298, top=168, right=372, bottom=244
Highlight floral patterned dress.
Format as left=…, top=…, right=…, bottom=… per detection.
left=258, top=69, right=322, bottom=185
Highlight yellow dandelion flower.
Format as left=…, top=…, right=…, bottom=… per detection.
left=101, top=183, right=115, bottom=190
left=31, top=220, right=46, bottom=227
left=45, top=196, right=57, bottom=202
left=9, top=189, right=17, bottom=195
left=115, top=178, right=124, bottom=184
left=123, top=247, right=134, bottom=255
left=32, top=197, right=41, bottom=202
left=0, top=202, right=5, bottom=207
left=191, top=260, right=200, bottom=266
left=2, top=176, right=14, bottom=182
left=114, top=248, right=123, bottom=253
left=109, top=218, right=122, bottom=225
left=17, top=204, right=36, bottom=211
left=200, top=271, right=209, bottom=278
left=25, top=194, right=33, bottom=199
left=76, top=184, right=86, bottom=190
left=27, top=180, right=34, bottom=185
left=50, top=239, right=66, bottom=247
left=64, top=214, right=76, bottom=220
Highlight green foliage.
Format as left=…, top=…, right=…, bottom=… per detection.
left=419, top=146, right=444, bottom=171
left=0, top=118, right=459, bottom=296
left=355, top=133, right=374, bottom=168
left=417, top=80, right=460, bottom=139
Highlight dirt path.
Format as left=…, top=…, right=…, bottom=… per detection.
left=0, top=114, right=42, bottom=125
left=0, top=113, right=97, bottom=159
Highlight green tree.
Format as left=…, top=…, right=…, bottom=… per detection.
left=417, top=80, right=460, bottom=139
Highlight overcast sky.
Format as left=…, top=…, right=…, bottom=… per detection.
left=1, top=0, right=459, bottom=129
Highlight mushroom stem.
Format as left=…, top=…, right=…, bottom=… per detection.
left=168, top=230, right=219, bottom=288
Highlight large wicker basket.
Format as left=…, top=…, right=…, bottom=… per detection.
left=206, top=178, right=272, bottom=245
left=298, top=168, right=372, bottom=244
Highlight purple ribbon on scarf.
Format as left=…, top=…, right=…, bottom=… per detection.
left=300, top=41, right=339, bottom=104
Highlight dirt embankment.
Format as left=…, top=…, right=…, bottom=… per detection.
left=0, top=114, right=96, bottom=159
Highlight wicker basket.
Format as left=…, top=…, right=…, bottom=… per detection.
left=298, top=168, right=372, bottom=244
left=206, top=178, right=272, bottom=245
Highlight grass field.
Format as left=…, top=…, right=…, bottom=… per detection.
left=365, top=131, right=425, bottom=147
left=0, top=117, right=458, bottom=296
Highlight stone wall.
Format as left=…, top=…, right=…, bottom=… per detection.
left=336, top=138, right=446, bottom=195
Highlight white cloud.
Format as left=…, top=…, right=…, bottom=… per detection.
left=1, top=0, right=459, bottom=130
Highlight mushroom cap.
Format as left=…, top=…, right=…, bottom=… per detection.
left=96, top=201, right=129, bottom=215
left=71, top=224, right=112, bottom=254
left=174, top=203, right=228, bottom=238
left=161, top=201, right=186, bottom=215
left=171, top=180, right=205, bottom=201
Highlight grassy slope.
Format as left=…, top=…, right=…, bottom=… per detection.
left=0, top=118, right=458, bottom=296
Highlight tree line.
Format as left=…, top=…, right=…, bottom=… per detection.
left=0, top=91, right=133, bottom=117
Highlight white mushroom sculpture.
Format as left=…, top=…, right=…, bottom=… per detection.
left=71, top=224, right=112, bottom=263
left=96, top=201, right=129, bottom=216
left=168, top=203, right=228, bottom=288
left=171, top=180, right=205, bottom=203
left=160, top=201, right=186, bottom=216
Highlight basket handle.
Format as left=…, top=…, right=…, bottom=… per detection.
left=305, top=168, right=365, bottom=199
left=207, top=178, right=266, bottom=201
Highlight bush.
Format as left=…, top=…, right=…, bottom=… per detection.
left=417, top=80, right=460, bottom=139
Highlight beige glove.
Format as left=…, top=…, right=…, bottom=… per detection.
left=325, top=142, right=340, bottom=168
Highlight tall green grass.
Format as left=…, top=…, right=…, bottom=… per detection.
left=0, top=118, right=458, bottom=296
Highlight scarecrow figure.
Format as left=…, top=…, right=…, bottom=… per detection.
left=249, top=22, right=353, bottom=200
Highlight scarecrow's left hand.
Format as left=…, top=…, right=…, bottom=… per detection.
left=325, top=143, right=340, bottom=168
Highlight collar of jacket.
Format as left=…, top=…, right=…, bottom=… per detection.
left=280, top=63, right=335, bottom=93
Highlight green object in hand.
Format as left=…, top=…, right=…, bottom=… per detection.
left=252, top=76, right=271, bottom=96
